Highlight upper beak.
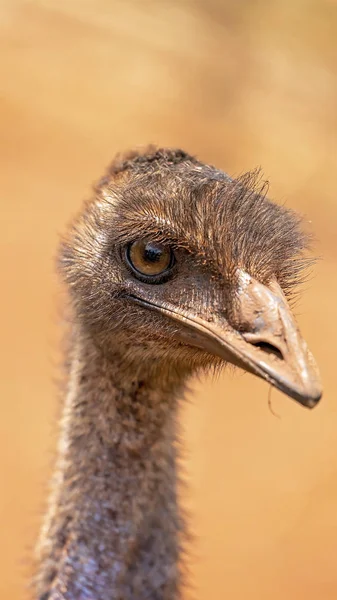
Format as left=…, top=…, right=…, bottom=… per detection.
left=219, top=269, right=323, bottom=408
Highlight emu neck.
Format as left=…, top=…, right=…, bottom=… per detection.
left=36, top=332, right=186, bottom=600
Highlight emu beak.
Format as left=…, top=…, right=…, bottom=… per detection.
left=131, top=269, right=322, bottom=408
left=193, top=269, right=322, bottom=408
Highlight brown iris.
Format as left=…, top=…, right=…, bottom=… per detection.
left=127, top=239, right=174, bottom=280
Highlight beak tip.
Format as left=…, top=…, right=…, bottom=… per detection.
left=297, top=384, right=322, bottom=409
left=273, top=366, right=322, bottom=409
left=306, top=391, right=322, bottom=409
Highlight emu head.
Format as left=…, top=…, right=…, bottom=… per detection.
left=60, top=147, right=322, bottom=408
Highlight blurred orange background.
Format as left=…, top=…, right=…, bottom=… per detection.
left=1, top=1, right=336, bottom=598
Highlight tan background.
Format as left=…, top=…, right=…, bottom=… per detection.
left=1, top=1, right=336, bottom=598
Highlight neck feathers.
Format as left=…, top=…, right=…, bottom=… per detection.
left=35, top=332, right=186, bottom=600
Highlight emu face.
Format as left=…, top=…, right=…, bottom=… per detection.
left=60, top=148, right=322, bottom=408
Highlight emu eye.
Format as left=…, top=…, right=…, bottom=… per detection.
left=126, top=239, right=175, bottom=281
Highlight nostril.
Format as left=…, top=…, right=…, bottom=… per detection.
left=251, top=341, right=284, bottom=361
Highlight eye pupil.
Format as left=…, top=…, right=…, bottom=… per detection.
left=143, top=244, right=163, bottom=263
left=126, top=239, right=174, bottom=281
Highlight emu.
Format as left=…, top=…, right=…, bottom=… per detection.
left=35, top=147, right=322, bottom=600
